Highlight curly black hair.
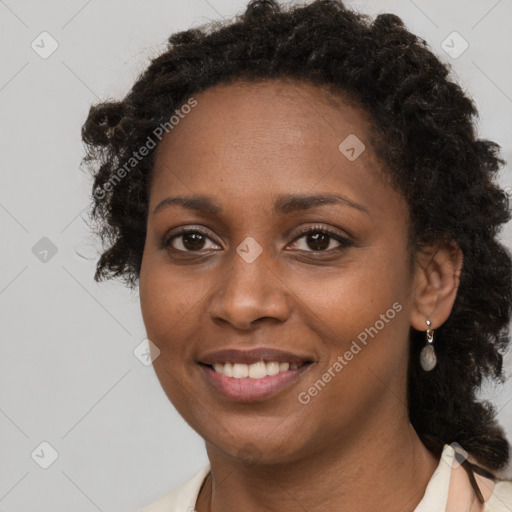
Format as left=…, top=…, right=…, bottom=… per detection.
left=81, top=0, right=512, bottom=477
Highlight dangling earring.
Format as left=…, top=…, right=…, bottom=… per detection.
left=420, top=320, right=437, bottom=371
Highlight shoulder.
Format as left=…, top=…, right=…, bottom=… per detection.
left=414, top=443, right=512, bottom=511
left=139, top=464, right=211, bottom=512
left=485, top=478, right=512, bottom=512
left=445, top=444, right=512, bottom=512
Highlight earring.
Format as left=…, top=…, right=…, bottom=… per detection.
left=420, top=320, right=437, bottom=371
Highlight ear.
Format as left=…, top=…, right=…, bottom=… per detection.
left=409, top=241, right=463, bottom=331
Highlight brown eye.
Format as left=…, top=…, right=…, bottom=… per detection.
left=289, top=227, right=353, bottom=253
left=304, top=232, right=330, bottom=251
left=164, top=228, right=221, bottom=252
left=180, top=232, right=207, bottom=251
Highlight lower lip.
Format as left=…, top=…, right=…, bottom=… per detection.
left=199, top=364, right=311, bottom=402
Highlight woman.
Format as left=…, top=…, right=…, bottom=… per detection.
left=81, top=0, right=512, bottom=510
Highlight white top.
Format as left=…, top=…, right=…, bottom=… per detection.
left=140, top=444, right=512, bottom=511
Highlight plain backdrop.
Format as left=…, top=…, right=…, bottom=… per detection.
left=1, top=1, right=511, bottom=511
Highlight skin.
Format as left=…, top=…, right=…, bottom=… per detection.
left=139, top=79, right=463, bottom=512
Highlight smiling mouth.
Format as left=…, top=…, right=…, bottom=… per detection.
left=205, top=360, right=309, bottom=379
left=197, top=347, right=315, bottom=401
left=198, top=360, right=314, bottom=402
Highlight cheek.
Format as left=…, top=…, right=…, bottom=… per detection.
left=302, top=247, right=409, bottom=331
left=139, top=248, right=215, bottom=349
left=139, top=249, right=184, bottom=345
left=291, top=275, right=410, bottom=442
left=295, top=239, right=412, bottom=381
left=138, top=251, right=201, bottom=415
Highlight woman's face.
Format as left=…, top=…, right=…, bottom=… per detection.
left=139, top=79, right=417, bottom=463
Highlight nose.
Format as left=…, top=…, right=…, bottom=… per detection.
left=208, top=245, right=291, bottom=330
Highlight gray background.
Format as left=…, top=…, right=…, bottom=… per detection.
left=1, top=0, right=511, bottom=511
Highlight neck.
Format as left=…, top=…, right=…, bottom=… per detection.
left=196, top=417, right=439, bottom=512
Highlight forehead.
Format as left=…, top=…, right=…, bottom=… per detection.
left=157, top=78, right=373, bottom=152
left=149, top=79, right=394, bottom=216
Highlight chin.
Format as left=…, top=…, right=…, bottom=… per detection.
left=204, top=426, right=313, bottom=466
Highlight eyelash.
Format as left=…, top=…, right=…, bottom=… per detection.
left=161, top=224, right=353, bottom=254
left=293, top=225, right=353, bottom=250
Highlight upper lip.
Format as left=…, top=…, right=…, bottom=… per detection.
left=198, top=348, right=314, bottom=366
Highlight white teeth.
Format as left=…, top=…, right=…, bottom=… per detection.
left=232, top=363, right=249, bottom=378
left=266, top=361, right=280, bottom=376
left=248, top=361, right=267, bottom=379
left=211, top=361, right=301, bottom=379
left=223, top=362, right=233, bottom=377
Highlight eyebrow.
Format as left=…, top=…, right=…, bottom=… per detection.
left=152, top=193, right=370, bottom=216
